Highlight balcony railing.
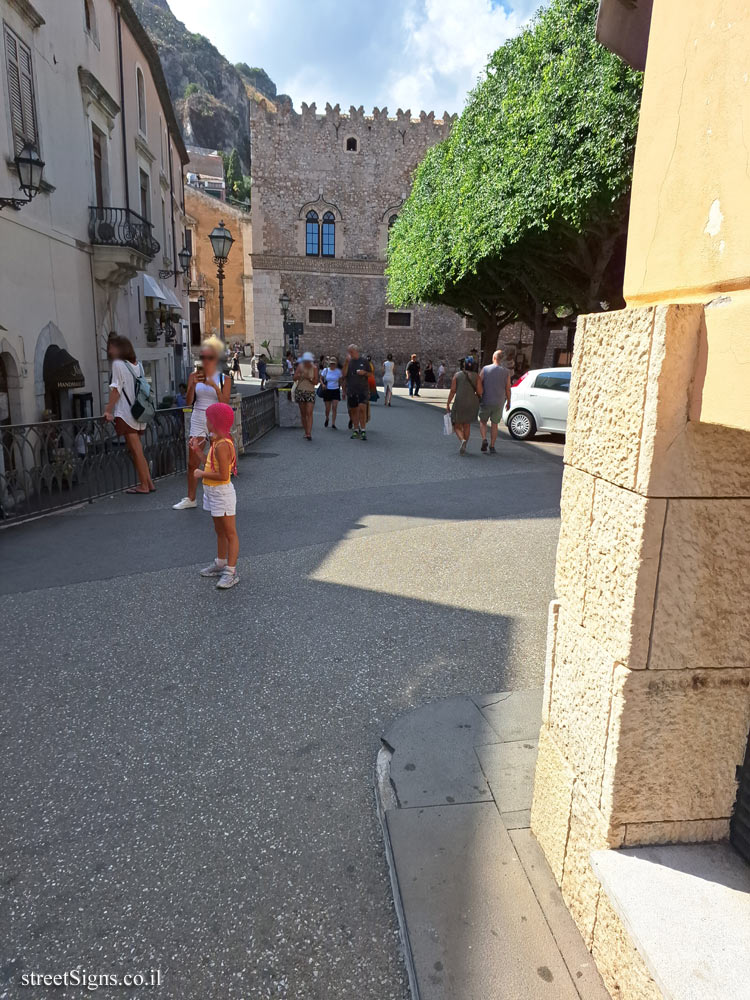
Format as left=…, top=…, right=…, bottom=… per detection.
left=89, top=206, right=160, bottom=260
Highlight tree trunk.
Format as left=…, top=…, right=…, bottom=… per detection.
left=480, top=310, right=499, bottom=368
left=530, top=303, right=551, bottom=369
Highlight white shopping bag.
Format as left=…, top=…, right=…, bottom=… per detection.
left=443, top=412, right=453, bottom=436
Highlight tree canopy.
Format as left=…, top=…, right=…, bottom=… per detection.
left=386, top=0, right=643, bottom=365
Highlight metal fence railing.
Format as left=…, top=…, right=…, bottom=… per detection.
left=240, top=389, right=276, bottom=448
left=0, top=409, right=185, bottom=525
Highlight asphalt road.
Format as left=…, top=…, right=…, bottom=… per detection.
left=0, top=389, right=564, bottom=1000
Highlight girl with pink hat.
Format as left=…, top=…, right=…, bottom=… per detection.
left=191, top=401, right=240, bottom=589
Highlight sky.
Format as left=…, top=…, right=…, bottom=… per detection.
left=167, top=0, right=542, bottom=115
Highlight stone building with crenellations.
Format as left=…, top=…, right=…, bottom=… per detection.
left=247, top=100, right=478, bottom=374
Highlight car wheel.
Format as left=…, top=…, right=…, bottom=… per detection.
left=508, top=409, right=536, bottom=440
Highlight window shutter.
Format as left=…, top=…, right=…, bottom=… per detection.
left=4, top=27, right=36, bottom=153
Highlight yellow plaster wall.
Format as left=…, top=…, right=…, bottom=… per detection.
left=624, top=1, right=750, bottom=430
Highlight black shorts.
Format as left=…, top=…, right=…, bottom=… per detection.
left=323, top=388, right=341, bottom=401
left=347, top=392, right=368, bottom=408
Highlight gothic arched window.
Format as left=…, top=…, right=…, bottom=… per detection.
left=306, top=210, right=319, bottom=256
left=321, top=211, right=335, bottom=257
left=346, top=137, right=358, bottom=152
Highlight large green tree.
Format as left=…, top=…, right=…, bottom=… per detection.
left=387, top=0, right=642, bottom=365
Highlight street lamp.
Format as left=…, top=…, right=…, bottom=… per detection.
left=159, top=244, right=192, bottom=279
left=197, top=293, right=206, bottom=311
left=209, top=221, right=234, bottom=340
left=279, top=291, right=290, bottom=322
left=0, top=142, right=45, bottom=211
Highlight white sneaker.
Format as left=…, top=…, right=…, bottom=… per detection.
left=200, top=560, right=226, bottom=577
left=216, top=569, right=240, bottom=590
left=173, top=497, right=197, bottom=510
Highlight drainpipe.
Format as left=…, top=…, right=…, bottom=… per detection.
left=116, top=9, right=130, bottom=211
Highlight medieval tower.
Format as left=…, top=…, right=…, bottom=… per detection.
left=248, top=100, right=477, bottom=368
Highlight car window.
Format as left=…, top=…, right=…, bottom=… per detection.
left=534, top=371, right=571, bottom=392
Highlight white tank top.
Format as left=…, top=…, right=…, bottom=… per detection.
left=194, top=372, right=223, bottom=413
left=383, top=360, right=395, bottom=379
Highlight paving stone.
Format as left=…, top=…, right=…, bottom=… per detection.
left=475, top=740, right=539, bottom=814
left=510, top=829, right=611, bottom=1000
left=386, top=803, right=580, bottom=1000
left=383, top=697, right=496, bottom=808
left=472, top=689, right=544, bottom=742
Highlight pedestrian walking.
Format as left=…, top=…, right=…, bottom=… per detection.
left=320, top=357, right=342, bottom=428
left=285, top=351, right=294, bottom=375
left=424, top=360, right=436, bottom=386
left=193, top=401, right=240, bottom=589
left=382, top=353, right=396, bottom=406
left=173, top=336, right=232, bottom=510
left=477, top=349, right=512, bottom=455
left=293, top=351, right=318, bottom=440
left=446, top=357, right=482, bottom=455
left=103, top=335, right=155, bottom=494
left=258, top=355, right=268, bottom=388
left=406, top=354, right=421, bottom=396
left=341, top=344, right=373, bottom=440
left=231, top=349, right=243, bottom=381
left=437, top=361, right=446, bottom=388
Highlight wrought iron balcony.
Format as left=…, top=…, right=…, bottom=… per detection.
left=89, top=206, right=160, bottom=260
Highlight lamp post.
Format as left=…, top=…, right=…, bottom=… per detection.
left=279, top=291, right=291, bottom=357
left=159, top=244, right=192, bottom=280
left=208, top=221, right=234, bottom=340
left=0, top=142, right=45, bottom=211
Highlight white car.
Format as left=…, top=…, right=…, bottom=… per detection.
left=504, top=367, right=572, bottom=440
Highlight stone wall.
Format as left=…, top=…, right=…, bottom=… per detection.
left=531, top=303, right=750, bottom=1000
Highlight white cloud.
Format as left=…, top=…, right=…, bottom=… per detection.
left=167, top=0, right=541, bottom=114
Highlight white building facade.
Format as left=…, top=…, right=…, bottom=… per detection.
left=0, top=0, right=189, bottom=428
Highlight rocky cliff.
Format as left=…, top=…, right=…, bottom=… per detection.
left=129, top=0, right=279, bottom=169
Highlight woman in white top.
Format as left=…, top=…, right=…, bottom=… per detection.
left=319, top=357, right=342, bottom=429
left=173, top=335, right=232, bottom=510
left=382, top=354, right=396, bottom=407
left=103, top=334, right=154, bottom=494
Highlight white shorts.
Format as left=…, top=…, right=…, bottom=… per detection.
left=203, top=482, right=236, bottom=517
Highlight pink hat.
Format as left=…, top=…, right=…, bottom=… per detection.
left=206, top=402, right=234, bottom=436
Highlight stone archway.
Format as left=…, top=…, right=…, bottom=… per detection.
left=0, top=340, right=24, bottom=425
left=34, top=323, right=68, bottom=416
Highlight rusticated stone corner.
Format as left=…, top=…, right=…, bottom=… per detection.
left=561, top=783, right=624, bottom=949
left=592, top=895, right=663, bottom=1000
left=530, top=726, right=575, bottom=885
left=648, top=498, right=750, bottom=670
left=602, top=665, right=750, bottom=826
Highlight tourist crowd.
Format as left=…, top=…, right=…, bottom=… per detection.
left=104, top=336, right=511, bottom=593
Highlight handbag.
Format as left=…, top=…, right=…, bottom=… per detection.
left=443, top=412, right=453, bottom=435
left=290, top=381, right=297, bottom=402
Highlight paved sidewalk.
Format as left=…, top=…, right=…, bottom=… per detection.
left=1, top=394, right=564, bottom=1000
left=377, top=692, right=610, bottom=1000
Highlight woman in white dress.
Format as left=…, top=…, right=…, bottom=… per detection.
left=173, top=336, right=232, bottom=510
left=382, top=354, right=396, bottom=407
